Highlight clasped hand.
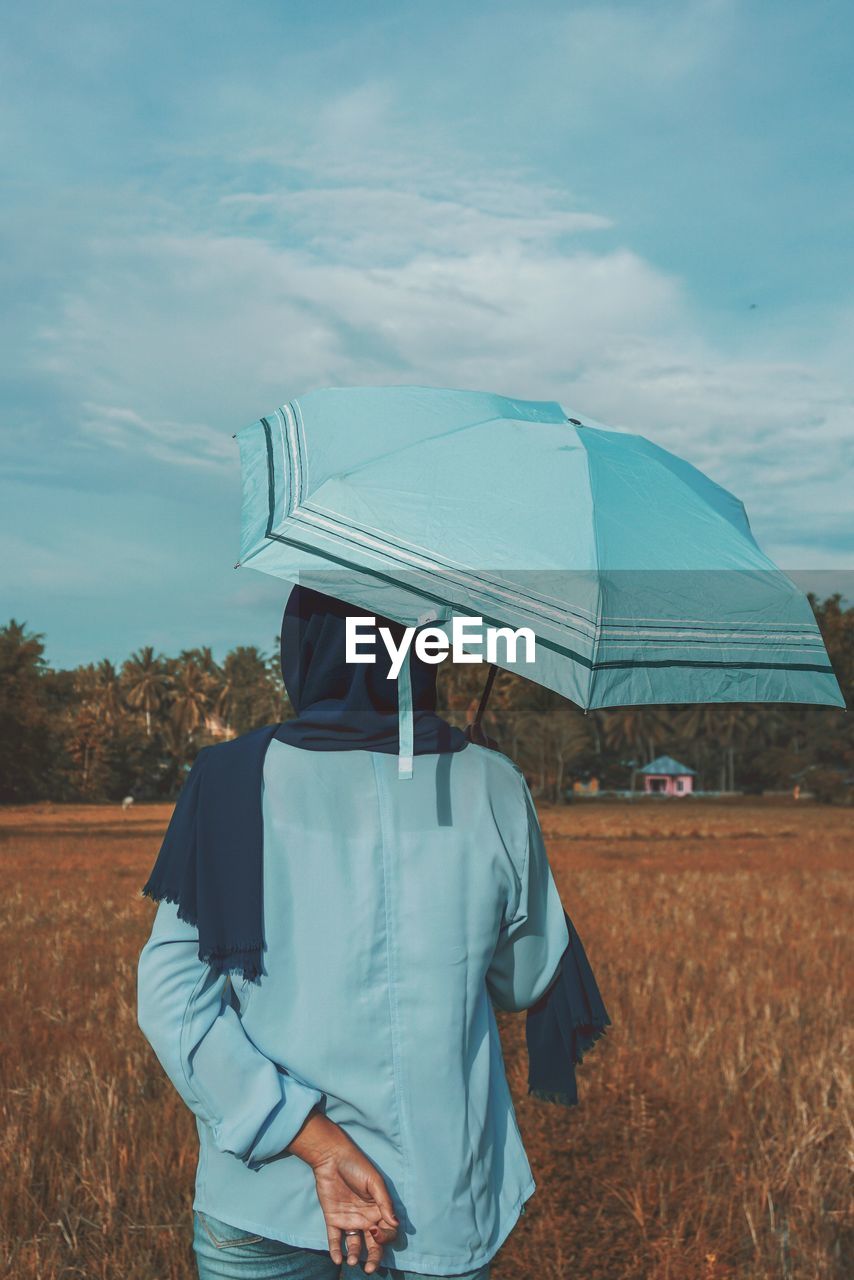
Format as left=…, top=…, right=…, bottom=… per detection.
left=290, top=1109, right=399, bottom=1274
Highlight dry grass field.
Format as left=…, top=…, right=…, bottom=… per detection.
left=0, top=799, right=851, bottom=1279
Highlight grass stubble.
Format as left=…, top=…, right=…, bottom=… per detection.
left=0, top=801, right=850, bottom=1279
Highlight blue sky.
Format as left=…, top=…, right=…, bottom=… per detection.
left=2, top=0, right=852, bottom=669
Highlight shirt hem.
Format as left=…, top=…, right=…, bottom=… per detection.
left=192, top=1177, right=536, bottom=1275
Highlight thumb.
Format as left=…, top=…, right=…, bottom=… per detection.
left=367, top=1173, right=398, bottom=1228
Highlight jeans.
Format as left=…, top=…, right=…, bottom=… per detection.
left=193, top=1212, right=491, bottom=1280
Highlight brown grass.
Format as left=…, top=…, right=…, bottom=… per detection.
left=0, top=800, right=851, bottom=1279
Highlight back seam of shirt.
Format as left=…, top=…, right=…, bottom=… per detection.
left=370, top=752, right=411, bottom=1211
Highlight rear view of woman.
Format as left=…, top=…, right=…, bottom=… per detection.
left=137, top=586, right=607, bottom=1279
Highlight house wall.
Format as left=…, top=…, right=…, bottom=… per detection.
left=643, top=774, right=693, bottom=795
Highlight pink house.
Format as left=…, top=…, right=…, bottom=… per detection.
left=640, top=755, right=695, bottom=796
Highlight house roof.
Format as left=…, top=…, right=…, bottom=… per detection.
left=640, top=755, right=696, bottom=776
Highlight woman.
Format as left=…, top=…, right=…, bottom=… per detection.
left=137, top=586, right=607, bottom=1279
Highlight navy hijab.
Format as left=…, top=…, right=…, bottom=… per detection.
left=143, top=585, right=608, bottom=1106
left=143, top=586, right=466, bottom=979
left=274, top=586, right=467, bottom=756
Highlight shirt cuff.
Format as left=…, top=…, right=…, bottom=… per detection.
left=246, top=1077, right=324, bottom=1169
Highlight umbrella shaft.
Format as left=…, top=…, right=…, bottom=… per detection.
left=474, top=664, right=498, bottom=726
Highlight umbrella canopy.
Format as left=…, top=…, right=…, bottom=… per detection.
left=235, top=386, right=843, bottom=710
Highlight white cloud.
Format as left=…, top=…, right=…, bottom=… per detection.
left=221, top=186, right=611, bottom=261
left=25, top=67, right=854, bottom=568
left=80, top=403, right=233, bottom=469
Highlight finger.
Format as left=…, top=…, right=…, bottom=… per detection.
left=325, top=1222, right=343, bottom=1265
left=363, top=1227, right=385, bottom=1274
left=344, top=1231, right=363, bottom=1268
left=366, top=1172, right=398, bottom=1229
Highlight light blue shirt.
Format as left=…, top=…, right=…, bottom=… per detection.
left=137, top=741, right=568, bottom=1276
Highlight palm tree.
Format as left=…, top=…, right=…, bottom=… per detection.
left=672, top=703, right=776, bottom=792
left=215, top=647, right=282, bottom=734
left=717, top=703, right=772, bottom=792
left=511, top=682, right=564, bottom=795
left=95, top=659, right=124, bottom=728
left=179, top=646, right=222, bottom=680
left=542, top=704, right=592, bottom=802
left=122, top=646, right=169, bottom=737
left=601, top=705, right=672, bottom=790
left=69, top=665, right=99, bottom=792
left=671, top=704, right=722, bottom=790
left=169, top=660, right=215, bottom=748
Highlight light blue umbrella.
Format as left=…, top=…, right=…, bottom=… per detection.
left=235, top=386, right=843, bottom=716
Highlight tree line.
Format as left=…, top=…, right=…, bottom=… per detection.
left=1, top=595, right=851, bottom=804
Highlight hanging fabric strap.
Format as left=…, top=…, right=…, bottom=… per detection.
left=397, top=647, right=414, bottom=779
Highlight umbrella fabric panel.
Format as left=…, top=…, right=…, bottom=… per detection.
left=436, top=602, right=843, bottom=709
left=239, top=398, right=597, bottom=579
left=588, top=568, right=840, bottom=707
left=581, top=428, right=764, bottom=570
left=304, top=417, right=597, bottom=575
left=291, top=385, right=567, bottom=494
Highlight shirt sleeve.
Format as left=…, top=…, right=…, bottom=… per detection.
left=137, top=899, right=323, bottom=1169
left=486, top=775, right=570, bottom=1013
